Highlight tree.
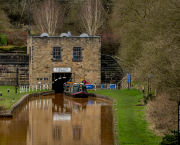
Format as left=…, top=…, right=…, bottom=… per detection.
left=61, top=1, right=83, bottom=35
left=80, top=0, right=106, bottom=36
left=33, top=0, right=64, bottom=35
left=111, top=0, right=180, bottom=132
left=0, top=8, right=10, bottom=31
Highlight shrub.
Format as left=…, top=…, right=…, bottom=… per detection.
left=143, top=93, right=155, bottom=104
left=101, top=32, right=120, bottom=55
left=146, top=94, right=178, bottom=136
left=0, top=34, right=7, bottom=46
left=159, top=130, right=178, bottom=145
left=2, top=30, right=27, bottom=46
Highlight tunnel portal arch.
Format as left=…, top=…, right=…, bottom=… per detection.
left=52, top=73, right=72, bottom=93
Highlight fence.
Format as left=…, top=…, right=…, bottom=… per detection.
left=117, top=78, right=144, bottom=91
left=64, top=83, right=117, bottom=92
left=86, top=84, right=116, bottom=90
left=20, top=81, right=150, bottom=93
left=117, top=76, right=127, bottom=90
left=20, top=83, right=52, bottom=93
left=116, top=76, right=156, bottom=96
left=116, top=76, right=145, bottom=91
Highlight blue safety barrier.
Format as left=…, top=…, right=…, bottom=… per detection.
left=109, top=84, right=116, bottom=89
left=86, top=85, right=93, bottom=89
left=101, top=85, right=103, bottom=89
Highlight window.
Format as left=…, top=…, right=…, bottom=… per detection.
left=73, top=47, right=82, bottom=61
left=44, top=77, right=49, bottom=81
left=52, top=125, right=62, bottom=140
left=53, top=47, right=61, bottom=60
left=73, top=126, right=81, bottom=140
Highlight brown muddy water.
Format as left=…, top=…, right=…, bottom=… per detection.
left=0, top=93, right=114, bottom=145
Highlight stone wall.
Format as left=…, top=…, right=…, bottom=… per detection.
left=0, top=54, right=29, bottom=86
left=27, top=36, right=101, bottom=85
left=0, top=64, right=29, bottom=86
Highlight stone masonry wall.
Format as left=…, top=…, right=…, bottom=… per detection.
left=0, top=64, right=29, bottom=86
left=28, top=36, right=101, bottom=85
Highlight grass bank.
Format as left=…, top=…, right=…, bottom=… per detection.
left=88, top=89, right=161, bottom=145
left=0, top=86, right=50, bottom=110
left=0, top=45, right=26, bottom=53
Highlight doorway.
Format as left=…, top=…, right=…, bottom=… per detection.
left=52, top=73, right=72, bottom=93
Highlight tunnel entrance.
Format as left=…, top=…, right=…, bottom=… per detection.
left=52, top=73, right=72, bottom=93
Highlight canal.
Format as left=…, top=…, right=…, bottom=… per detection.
left=0, top=93, right=114, bottom=145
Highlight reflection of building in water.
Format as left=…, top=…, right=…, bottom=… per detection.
left=27, top=99, right=53, bottom=145
left=52, top=94, right=101, bottom=145
left=26, top=94, right=112, bottom=145
left=71, top=103, right=101, bottom=145
left=0, top=94, right=113, bottom=145
left=63, top=96, right=101, bottom=145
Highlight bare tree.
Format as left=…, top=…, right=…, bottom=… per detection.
left=0, top=8, right=10, bottom=30
left=33, top=0, right=64, bottom=35
left=80, top=0, right=106, bottom=36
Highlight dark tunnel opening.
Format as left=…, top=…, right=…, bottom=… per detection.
left=52, top=73, right=72, bottom=93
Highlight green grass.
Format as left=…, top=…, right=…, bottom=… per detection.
left=88, top=89, right=161, bottom=145
left=0, top=85, right=50, bottom=109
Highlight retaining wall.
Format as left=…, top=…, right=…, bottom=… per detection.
left=0, top=90, right=55, bottom=117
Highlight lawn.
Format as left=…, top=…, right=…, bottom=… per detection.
left=88, top=89, right=161, bottom=145
left=0, top=85, right=50, bottom=109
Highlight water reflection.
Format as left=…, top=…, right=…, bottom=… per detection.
left=0, top=94, right=114, bottom=145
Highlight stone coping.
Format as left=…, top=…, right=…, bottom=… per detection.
left=33, top=36, right=101, bottom=38
left=89, top=93, right=119, bottom=145
left=0, top=90, right=55, bottom=117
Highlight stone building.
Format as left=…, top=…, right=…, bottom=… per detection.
left=27, top=33, right=101, bottom=92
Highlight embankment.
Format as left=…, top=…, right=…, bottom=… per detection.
left=0, top=90, right=55, bottom=117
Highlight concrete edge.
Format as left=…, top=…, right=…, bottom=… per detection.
left=0, top=90, right=55, bottom=117
left=89, top=93, right=120, bottom=145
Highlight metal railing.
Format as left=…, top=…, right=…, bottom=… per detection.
left=117, top=76, right=127, bottom=90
